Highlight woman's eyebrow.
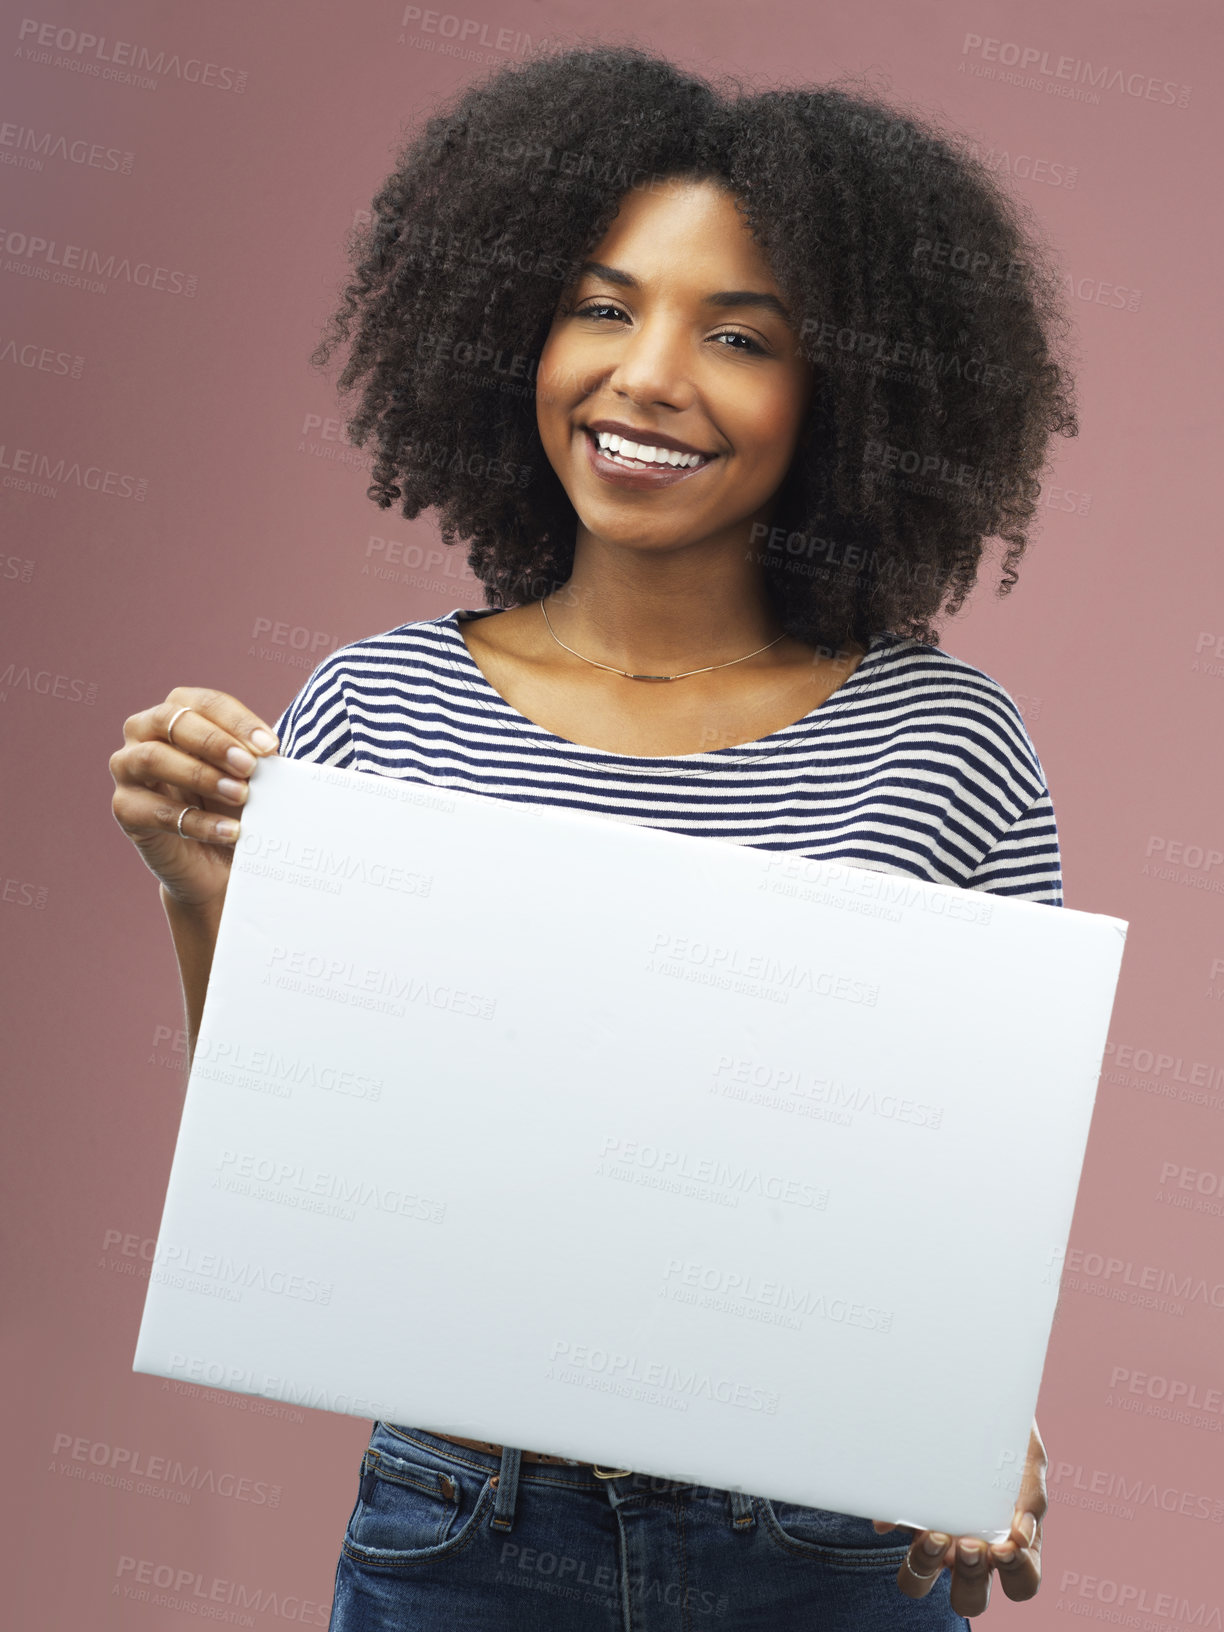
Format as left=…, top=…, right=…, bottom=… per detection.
left=576, top=260, right=792, bottom=323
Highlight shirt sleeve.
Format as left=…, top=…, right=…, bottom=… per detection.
left=966, top=784, right=1063, bottom=907
left=272, top=655, right=357, bottom=768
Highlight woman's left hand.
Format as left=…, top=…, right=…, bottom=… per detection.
left=870, top=1418, right=1047, bottom=1617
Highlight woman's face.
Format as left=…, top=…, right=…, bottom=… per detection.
left=536, top=177, right=815, bottom=558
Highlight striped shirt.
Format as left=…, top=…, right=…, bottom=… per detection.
left=273, top=607, right=1063, bottom=907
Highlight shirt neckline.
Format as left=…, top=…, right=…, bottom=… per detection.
left=431, top=606, right=898, bottom=779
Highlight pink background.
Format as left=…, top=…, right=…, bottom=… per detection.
left=3, top=0, right=1221, bottom=1624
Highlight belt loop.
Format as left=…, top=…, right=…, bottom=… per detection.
left=490, top=1445, right=522, bottom=1532
left=728, top=1489, right=755, bottom=1529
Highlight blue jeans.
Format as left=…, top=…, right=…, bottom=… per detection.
left=327, top=1421, right=972, bottom=1629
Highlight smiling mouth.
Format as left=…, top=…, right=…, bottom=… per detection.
left=581, top=426, right=719, bottom=472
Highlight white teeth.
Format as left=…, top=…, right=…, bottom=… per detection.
left=593, top=430, right=706, bottom=469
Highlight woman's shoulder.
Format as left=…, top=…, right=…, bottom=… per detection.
left=272, top=608, right=470, bottom=750
left=866, top=631, right=1047, bottom=785
left=292, top=608, right=470, bottom=692
left=328, top=605, right=468, bottom=662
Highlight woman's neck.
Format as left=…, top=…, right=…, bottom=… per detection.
left=549, top=538, right=787, bottom=674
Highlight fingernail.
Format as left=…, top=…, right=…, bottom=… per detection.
left=226, top=746, right=255, bottom=773
left=217, top=777, right=247, bottom=803
left=215, top=819, right=240, bottom=840
left=993, top=1541, right=1017, bottom=1564
left=923, top=1533, right=949, bottom=1557
left=959, top=1540, right=982, bottom=1565
left=1018, top=1512, right=1037, bottom=1547
left=250, top=728, right=278, bottom=753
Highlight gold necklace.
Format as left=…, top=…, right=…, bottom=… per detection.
left=539, top=598, right=787, bottom=682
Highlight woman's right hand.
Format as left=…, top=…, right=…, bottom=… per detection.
left=110, top=688, right=281, bottom=912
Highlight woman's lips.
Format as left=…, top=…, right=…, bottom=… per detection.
left=580, top=427, right=718, bottom=490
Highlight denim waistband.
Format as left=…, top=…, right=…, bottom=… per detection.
left=376, top=1421, right=758, bottom=1534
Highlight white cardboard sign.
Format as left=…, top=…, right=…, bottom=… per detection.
left=134, top=754, right=1127, bottom=1539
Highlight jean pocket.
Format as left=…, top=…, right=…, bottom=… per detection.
left=343, top=1436, right=494, bottom=1568
left=756, top=1497, right=914, bottom=1566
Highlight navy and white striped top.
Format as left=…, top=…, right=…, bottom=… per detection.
left=273, top=607, right=1063, bottom=907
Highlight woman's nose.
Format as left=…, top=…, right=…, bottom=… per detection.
left=604, top=318, right=695, bottom=410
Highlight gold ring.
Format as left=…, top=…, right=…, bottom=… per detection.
left=904, top=1555, right=944, bottom=1581
left=167, top=705, right=193, bottom=746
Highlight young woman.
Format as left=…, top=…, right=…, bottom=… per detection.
left=110, top=43, right=1075, bottom=1628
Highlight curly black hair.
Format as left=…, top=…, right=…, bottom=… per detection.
left=311, top=41, right=1078, bottom=652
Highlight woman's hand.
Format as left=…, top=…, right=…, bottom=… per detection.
left=871, top=1418, right=1047, bottom=1617
left=110, top=688, right=280, bottom=911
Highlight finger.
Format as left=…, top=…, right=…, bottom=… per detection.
left=1020, top=1422, right=1049, bottom=1520
left=113, top=785, right=242, bottom=847
left=125, top=690, right=280, bottom=774
left=154, top=694, right=279, bottom=774
left=992, top=1512, right=1042, bottom=1602
left=162, top=692, right=280, bottom=767
left=113, top=736, right=257, bottom=813
left=947, top=1537, right=993, bottom=1618
left=897, top=1532, right=951, bottom=1599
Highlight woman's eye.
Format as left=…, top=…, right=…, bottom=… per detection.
left=712, top=331, right=767, bottom=355
left=572, top=304, right=768, bottom=355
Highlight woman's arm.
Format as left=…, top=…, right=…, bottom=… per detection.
left=160, top=883, right=224, bottom=1066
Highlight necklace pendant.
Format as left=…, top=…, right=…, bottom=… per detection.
left=625, top=673, right=676, bottom=682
